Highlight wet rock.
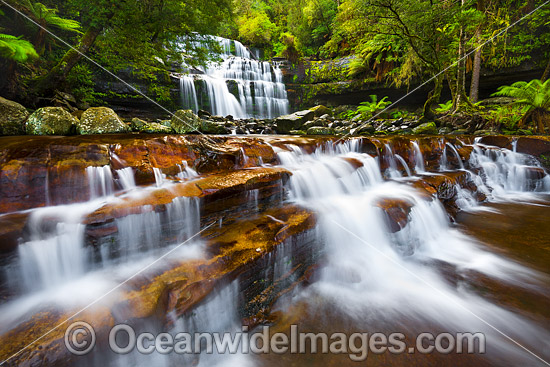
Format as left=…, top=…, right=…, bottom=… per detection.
left=275, top=110, right=315, bottom=133
left=0, top=204, right=317, bottom=367
left=77, top=107, right=130, bottom=135
left=375, top=198, right=414, bottom=233
left=0, top=96, right=29, bottom=136
left=306, top=126, right=334, bottom=135
left=413, top=122, right=437, bottom=135
left=289, top=130, right=306, bottom=135
left=309, top=105, right=331, bottom=117
left=25, top=107, right=77, bottom=136
left=170, top=109, right=201, bottom=134
left=131, top=118, right=173, bottom=133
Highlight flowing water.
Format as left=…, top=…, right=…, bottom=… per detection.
left=178, top=37, right=289, bottom=119
left=1, top=137, right=549, bottom=366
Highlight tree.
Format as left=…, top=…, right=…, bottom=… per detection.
left=33, top=0, right=233, bottom=97
left=492, top=79, right=550, bottom=132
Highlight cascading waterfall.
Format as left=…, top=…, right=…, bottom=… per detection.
left=273, top=139, right=550, bottom=366
left=179, top=36, right=289, bottom=119
left=87, top=166, right=114, bottom=198
left=3, top=137, right=550, bottom=366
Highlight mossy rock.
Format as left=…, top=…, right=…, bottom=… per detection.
left=131, top=118, right=173, bottom=133
left=450, top=129, right=469, bottom=135
left=200, top=120, right=228, bottom=134
left=0, top=96, right=29, bottom=136
left=309, top=105, right=332, bottom=117
left=306, top=126, right=335, bottom=135
left=289, top=130, right=306, bottom=135
left=413, top=122, right=437, bottom=135
left=171, top=109, right=201, bottom=134
left=25, top=107, right=77, bottom=135
left=275, top=110, right=315, bottom=133
left=77, top=107, right=129, bottom=135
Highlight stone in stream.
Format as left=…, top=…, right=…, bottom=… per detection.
left=131, top=117, right=173, bottom=133
left=0, top=96, right=29, bottom=136
left=76, top=107, right=130, bottom=134
left=413, top=121, right=438, bottom=135
left=275, top=109, right=315, bottom=133
left=25, top=107, right=78, bottom=135
left=375, top=197, right=414, bottom=233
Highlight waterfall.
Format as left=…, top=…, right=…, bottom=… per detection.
left=116, top=167, right=137, bottom=191
left=86, top=166, right=114, bottom=198
left=180, top=75, right=199, bottom=112
left=274, top=139, right=549, bottom=365
left=178, top=37, right=289, bottom=119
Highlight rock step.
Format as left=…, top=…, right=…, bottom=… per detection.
left=0, top=205, right=317, bottom=367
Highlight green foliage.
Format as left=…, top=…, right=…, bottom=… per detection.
left=435, top=100, right=453, bottom=114
left=356, top=95, right=392, bottom=118
left=0, top=33, right=38, bottom=62
left=489, top=105, right=525, bottom=130
left=493, top=79, right=550, bottom=111
left=236, top=8, right=278, bottom=48
left=21, top=1, right=81, bottom=33
left=66, top=63, right=101, bottom=105
left=492, top=79, right=550, bottom=132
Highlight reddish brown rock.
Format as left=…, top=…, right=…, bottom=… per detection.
left=0, top=205, right=316, bottom=367
left=375, top=197, right=414, bottom=233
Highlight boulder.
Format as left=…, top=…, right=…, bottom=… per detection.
left=76, top=107, right=129, bottom=135
left=200, top=120, right=227, bottom=134
left=25, top=107, right=77, bottom=135
left=306, top=126, right=335, bottom=135
left=275, top=109, right=315, bottom=133
left=171, top=109, right=201, bottom=134
left=309, top=105, right=332, bottom=117
left=131, top=118, right=173, bottom=133
left=354, top=124, right=375, bottom=135
left=0, top=96, right=29, bottom=136
left=413, top=122, right=437, bottom=135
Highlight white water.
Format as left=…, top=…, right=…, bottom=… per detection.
left=116, top=167, right=137, bottom=191
left=179, top=36, right=289, bottom=119
left=86, top=165, right=114, bottom=198
left=274, top=139, right=550, bottom=365
left=3, top=138, right=550, bottom=366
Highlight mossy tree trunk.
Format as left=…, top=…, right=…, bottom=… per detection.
left=422, top=74, right=444, bottom=122
left=33, top=24, right=104, bottom=96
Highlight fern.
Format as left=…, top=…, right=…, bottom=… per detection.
left=435, top=100, right=453, bottom=114
left=356, top=95, right=392, bottom=118
left=22, top=0, right=81, bottom=33
left=0, top=33, right=38, bottom=62
left=492, top=79, right=550, bottom=132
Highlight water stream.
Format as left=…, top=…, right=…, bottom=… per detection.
left=1, top=137, right=549, bottom=366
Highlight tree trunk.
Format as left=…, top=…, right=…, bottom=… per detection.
left=470, top=0, right=485, bottom=103
left=542, top=57, right=550, bottom=82
left=469, top=30, right=482, bottom=102
left=453, top=0, right=467, bottom=112
left=33, top=24, right=104, bottom=95
left=422, top=74, right=444, bottom=122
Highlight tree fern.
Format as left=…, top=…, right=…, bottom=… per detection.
left=0, top=33, right=38, bottom=62
left=492, top=79, right=550, bottom=132
left=22, top=1, right=81, bottom=33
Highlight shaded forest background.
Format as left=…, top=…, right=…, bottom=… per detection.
left=0, top=0, right=549, bottom=121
